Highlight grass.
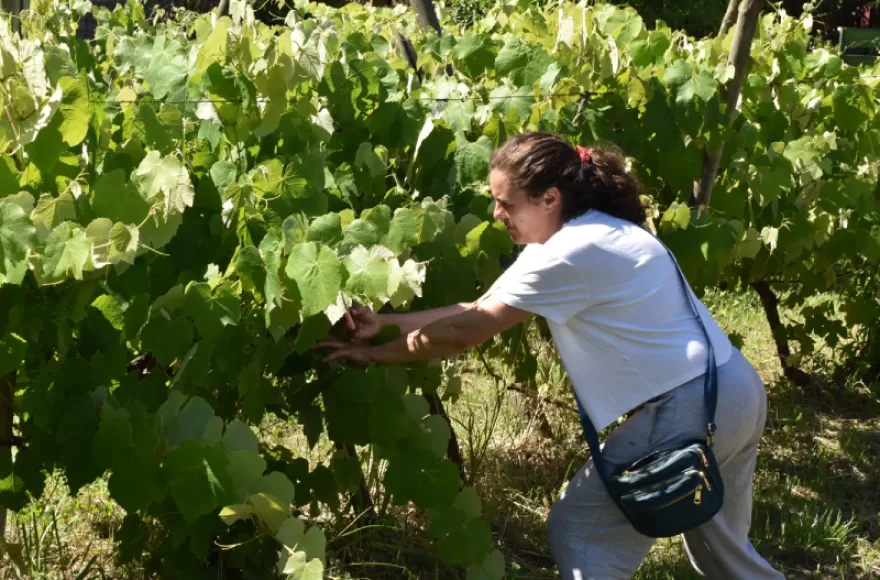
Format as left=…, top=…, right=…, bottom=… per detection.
left=1, top=286, right=878, bottom=579
left=0, top=476, right=133, bottom=579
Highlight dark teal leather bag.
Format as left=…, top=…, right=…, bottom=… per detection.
left=573, top=238, right=724, bottom=538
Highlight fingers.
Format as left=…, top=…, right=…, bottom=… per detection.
left=351, top=304, right=373, bottom=318
left=314, top=338, right=349, bottom=349
left=322, top=349, right=347, bottom=362
left=344, top=309, right=355, bottom=331
left=321, top=346, right=366, bottom=365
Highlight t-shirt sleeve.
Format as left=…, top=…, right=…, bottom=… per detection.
left=489, top=248, right=590, bottom=325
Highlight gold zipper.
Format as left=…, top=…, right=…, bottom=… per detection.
left=629, top=473, right=690, bottom=498
left=633, top=470, right=711, bottom=511
left=698, top=449, right=709, bottom=467
left=647, top=485, right=701, bottom=511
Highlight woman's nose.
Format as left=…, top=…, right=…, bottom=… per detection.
left=493, top=206, right=506, bottom=221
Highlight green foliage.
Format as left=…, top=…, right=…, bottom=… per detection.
left=0, top=0, right=878, bottom=578
left=605, top=0, right=729, bottom=39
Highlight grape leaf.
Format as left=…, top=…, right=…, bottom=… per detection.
left=662, top=60, right=692, bottom=88
left=0, top=157, right=17, bottom=197
left=132, top=151, right=195, bottom=218
left=92, top=170, right=152, bottom=226
left=285, top=242, right=345, bottom=318
left=255, top=471, right=295, bottom=506
left=307, top=214, right=342, bottom=244
left=385, top=208, right=420, bottom=253
left=222, top=420, right=260, bottom=454
left=135, top=104, right=174, bottom=152
left=676, top=71, right=717, bottom=104
left=384, top=450, right=461, bottom=509
left=495, top=40, right=552, bottom=87
left=436, top=518, right=492, bottom=565
left=419, top=415, right=451, bottom=458
left=219, top=504, right=254, bottom=525
left=0, top=202, right=37, bottom=278
left=58, top=76, right=90, bottom=146
left=354, top=142, right=385, bottom=178
left=163, top=439, right=235, bottom=524
left=184, top=282, right=241, bottom=340
left=294, top=314, right=331, bottom=354
left=141, top=316, right=194, bottom=366
left=249, top=492, right=289, bottom=533
left=40, top=222, right=89, bottom=283
left=275, top=516, right=306, bottom=558
left=0, top=333, right=27, bottom=375
left=92, top=294, right=125, bottom=331
left=343, top=245, right=393, bottom=300
left=342, top=219, right=381, bottom=247
left=455, top=136, right=493, bottom=187
left=466, top=549, right=505, bottom=580
left=31, top=193, right=76, bottom=238
left=226, top=449, right=267, bottom=501
left=281, top=551, right=324, bottom=580
left=143, top=34, right=189, bottom=101
left=93, top=405, right=162, bottom=512
left=298, top=526, right=326, bottom=563
left=452, top=34, right=495, bottom=78
left=86, top=218, right=139, bottom=267
left=389, top=259, right=426, bottom=308
left=322, top=370, right=375, bottom=446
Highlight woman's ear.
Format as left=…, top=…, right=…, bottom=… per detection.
left=542, top=186, right=563, bottom=214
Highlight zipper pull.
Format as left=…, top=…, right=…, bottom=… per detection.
left=701, top=473, right=712, bottom=492
left=694, top=484, right=703, bottom=505
left=698, top=449, right=709, bottom=467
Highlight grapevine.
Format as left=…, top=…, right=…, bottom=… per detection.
left=0, top=0, right=878, bottom=577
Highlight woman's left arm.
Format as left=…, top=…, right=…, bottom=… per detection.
left=316, top=296, right=532, bottom=365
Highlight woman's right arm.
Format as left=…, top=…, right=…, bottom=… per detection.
left=378, top=302, right=476, bottom=336
left=345, top=293, right=497, bottom=340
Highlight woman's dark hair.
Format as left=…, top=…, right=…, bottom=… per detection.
left=489, top=132, right=647, bottom=225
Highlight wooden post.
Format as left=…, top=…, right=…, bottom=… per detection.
left=719, top=0, right=740, bottom=37
left=751, top=281, right=810, bottom=386
left=1, top=0, right=23, bottom=35
left=0, top=373, right=15, bottom=539
left=425, top=391, right=467, bottom=483
left=691, top=0, right=764, bottom=210
left=408, top=0, right=441, bottom=35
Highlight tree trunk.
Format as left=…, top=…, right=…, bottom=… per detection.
left=408, top=0, right=441, bottom=35
left=424, top=391, right=467, bottom=484
left=691, top=0, right=764, bottom=209
left=0, top=373, right=15, bottom=539
left=334, top=442, right=375, bottom=523
left=751, top=281, right=810, bottom=386
left=217, top=0, right=228, bottom=18
left=1, top=0, right=23, bottom=35
left=395, top=32, right=423, bottom=81
left=719, top=0, right=741, bottom=36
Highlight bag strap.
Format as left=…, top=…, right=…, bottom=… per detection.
left=573, top=234, right=718, bottom=480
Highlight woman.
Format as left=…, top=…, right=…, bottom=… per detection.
left=317, top=132, right=782, bottom=579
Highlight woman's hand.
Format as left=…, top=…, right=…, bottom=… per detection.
left=314, top=337, right=374, bottom=365
left=340, top=304, right=383, bottom=341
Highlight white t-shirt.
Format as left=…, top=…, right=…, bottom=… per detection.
left=489, top=210, right=732, bottom=431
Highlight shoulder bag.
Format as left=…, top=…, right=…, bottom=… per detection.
left=571, top=237, right=724, bottom=538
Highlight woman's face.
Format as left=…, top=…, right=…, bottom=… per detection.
left=489, top=169, right=563, bottom=245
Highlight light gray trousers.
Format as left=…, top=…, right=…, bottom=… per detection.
left=548, top=348, right=784, bottom=579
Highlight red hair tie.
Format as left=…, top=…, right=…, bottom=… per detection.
left=575, top=145, right=592, bottom=164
